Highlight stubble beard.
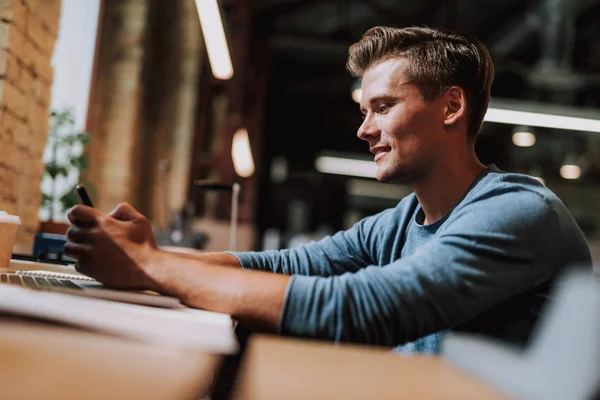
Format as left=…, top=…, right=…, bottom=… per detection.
left=377, top=156, right=436, bottom=185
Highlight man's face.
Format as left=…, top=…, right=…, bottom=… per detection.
left=358, top=58, right=447, bottom=184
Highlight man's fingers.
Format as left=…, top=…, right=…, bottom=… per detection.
left=63, top=242, right=92, bottom=261
left=109, top=203, right=144, bottom=222
left=67, top=205, right=102, bottom=227
left=66, top=226, right=94, bottom=244
left=74, top=261, right=91, bottom=276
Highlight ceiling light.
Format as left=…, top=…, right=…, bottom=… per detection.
left=512, top=130, right=536, bottom=147
left=484, top=99, right=600, bottom=133
left=560, top=164, right=581, bottom=180
left=315, top=156, right=376, bottom=178
left=351, top=88, right=362, bottom=104
left=350, top=78, right=362, bottom=104
left=195, top=0, right=234, bottom=80
left=231, top=128, right=254, bottom=177
left=486, top=109, right=600, bottom=133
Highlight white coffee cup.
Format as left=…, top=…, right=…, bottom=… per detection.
left=0, top=211, right=21, bottom=269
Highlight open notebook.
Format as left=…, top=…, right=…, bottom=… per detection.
left=0, top=271, right=238, bottom=354
left=4, top=269, right=182, bottom=309
left=15, top=269, right=96, bottom=281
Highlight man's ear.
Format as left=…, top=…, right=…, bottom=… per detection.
left=443, top=86, right=467, bottom=127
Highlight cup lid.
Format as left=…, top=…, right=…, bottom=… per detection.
left=0, top=211, right=21, bottom=224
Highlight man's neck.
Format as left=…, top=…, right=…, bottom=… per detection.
left=412, top=155, right=486, bottom=225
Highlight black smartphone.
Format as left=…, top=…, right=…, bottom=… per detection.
left=74, top=185, right=94, bottom=207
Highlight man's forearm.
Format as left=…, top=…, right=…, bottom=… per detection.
left=162, top=249, right=243, bottom=269
left=145, top=250, right=290, bottom=332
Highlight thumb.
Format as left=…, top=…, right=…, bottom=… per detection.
left=109, top=203, right=144, bottom=222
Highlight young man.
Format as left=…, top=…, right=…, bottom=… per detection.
left=65, top=26, right=591, bottom=354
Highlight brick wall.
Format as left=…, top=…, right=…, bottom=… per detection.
left=0, top=0, right=60, bottom=253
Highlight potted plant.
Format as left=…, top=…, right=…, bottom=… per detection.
left=39, top=108, right=93, bottom=234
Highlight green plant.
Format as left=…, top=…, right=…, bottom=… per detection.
left=41, top=108, right=94, bottom=221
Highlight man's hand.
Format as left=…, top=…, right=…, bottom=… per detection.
left=64, top=203, right=160, bottom=290
left=65, top=203, right=289, bottom=333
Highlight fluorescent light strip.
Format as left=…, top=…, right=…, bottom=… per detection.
left=315, top=156, right=376, bottom=178
left=195, top=0, right=234, bottom=80
left=484, top=108, right=600, bottom=133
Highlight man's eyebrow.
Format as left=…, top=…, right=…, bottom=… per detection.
left=366, top=83, right=411, bottom=105
left=368, top=95, right=400, bottom=105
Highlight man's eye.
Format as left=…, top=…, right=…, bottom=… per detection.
left=378, top=104, right=390, bottom=113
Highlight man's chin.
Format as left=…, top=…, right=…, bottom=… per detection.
left=375, top=169, right=396, bottom=184
left=375, top=172, right=390, bottom=183
left=376, top=166, right=417, bottom=185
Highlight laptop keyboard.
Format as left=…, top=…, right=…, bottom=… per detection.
left=0, top=272, right=82, bottom=290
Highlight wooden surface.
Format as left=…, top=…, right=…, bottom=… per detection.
left=0, top=319, right=219, bottom=400
left=232, top=335, right=509, bottom=400
left=2, top=259, right=509, bottom=399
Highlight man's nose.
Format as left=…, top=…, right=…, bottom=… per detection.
left=357, top=115, right=380, bottom=141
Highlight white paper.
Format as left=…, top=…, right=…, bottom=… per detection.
left=0, top=285, right=238, bottom=354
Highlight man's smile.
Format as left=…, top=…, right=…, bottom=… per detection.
left=371, top=145, right=391, bottom=162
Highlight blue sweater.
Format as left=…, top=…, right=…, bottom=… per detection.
left=231, top=166, right=591, bottom=353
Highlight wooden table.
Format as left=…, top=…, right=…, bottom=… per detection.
left=232, top=335, right=508, bottom=400
left=0, top=319, right=218, bottom=400
left=2, top=259, right=508, bottom=399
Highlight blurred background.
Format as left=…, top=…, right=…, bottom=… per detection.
left=2, top=0, right=600, bottom=260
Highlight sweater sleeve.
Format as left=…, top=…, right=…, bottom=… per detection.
left=228, top=210, right=391, bottom=276
left=278, top=191, right=569, bottom=346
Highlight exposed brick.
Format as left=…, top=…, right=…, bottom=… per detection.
left=28, top=136, right=44, bottom=157
left=26, top=107, right=47, bottom=158
left=1, top=0, right=59, bottom=249
left=26, top=10, right=55, bottom=56
left=20, top=0, right=33, bottom=9
left=0, top=21, right=26, bottom=63
left=16, top=176, right=43, bottom=239
left=20, top=69, right=49, bottom=107
left=0, top=77, right=26, bottom=119
left=34, top=75, right=50, bottom=106
left=0, top=108, right=7, bottom=140
left=20, top=182, right=41, bottom=207
left=29, top=0, right=60, bottom=37
left=0, top=186, right=17, bottom=213
left=26, top=156, right=44, bottom=181
left=21, top=152, right=38, bottom=178
left=11, top=118, right=28, bottom=149
left=23, top=39, right=52, bottom=83
left=0, top=162, right=18, bottom=198
left=28, top=97, right=47, bottom=130
left=0, top=106, right=26, bottom=142
left=19, top=62, right=32, bottom=92
left=0, top=135, right=23, bottom=172
left=0, top=0, right=28, bottom=35
left=18, top=199, right=39, bottom=230
left=0, top=47, right=20, bottom=85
